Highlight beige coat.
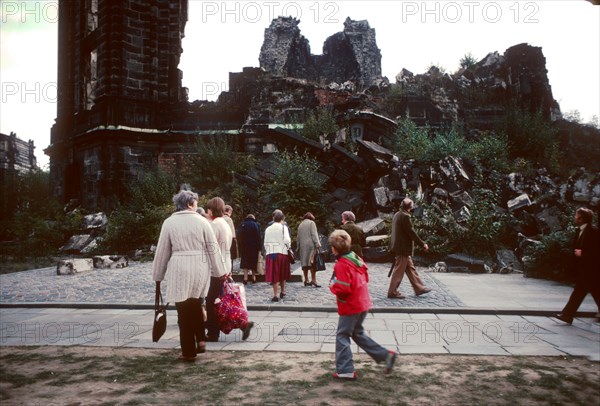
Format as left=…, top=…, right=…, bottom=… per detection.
left=297, top=219, right=320, bottom=267
left=152, top=211, right=227, bottom=303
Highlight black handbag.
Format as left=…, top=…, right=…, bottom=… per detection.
left=313, top=250, right=326, bottom=271
left=152, top=283, right=167, bottom=342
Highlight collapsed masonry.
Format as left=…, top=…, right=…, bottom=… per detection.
left=46, top=2, right=599, bottom=270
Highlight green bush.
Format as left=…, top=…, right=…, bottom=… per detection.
left=393, top=118, right=432, bottom=161
left=302, top=107, right=338, bottom=142
left=524, top=229, right=573, bottom=281
left=100, top=204, right=172, bottom=254
left=184, top=135, right=255, bottom=192
left=466, top=131, right=511, bottom=172
left=98, top=169, right=177, bottom=254
left=0, top=168, right=81, bottom=258
left=498, top=103, right=561, bottom=171
left=260, top=150, right=327, bottom=223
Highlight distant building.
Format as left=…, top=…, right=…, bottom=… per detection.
left=0, top=131, right=37, bottom=173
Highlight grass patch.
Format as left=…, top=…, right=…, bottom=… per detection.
left=0, top=348, right=598, bottom=405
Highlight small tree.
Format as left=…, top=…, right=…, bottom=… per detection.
left=260, top=150, right=327, bottom=223
left=185, top=135, right=255, bottom=193
left=302, top=107, right=338, bottom=142
left=459, top=52, right=477, bottom=70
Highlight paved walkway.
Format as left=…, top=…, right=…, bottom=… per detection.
left=1, top=261, right=599, bottom=360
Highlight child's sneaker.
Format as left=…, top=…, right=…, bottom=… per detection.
left=333, top=371, right=357, bottom=380
left=384, top=350, right=397, bottom=374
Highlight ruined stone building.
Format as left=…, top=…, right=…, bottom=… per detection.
left=45, top=1, right=564, bottom=213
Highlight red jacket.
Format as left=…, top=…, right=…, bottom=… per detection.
left=329, top=251, right=372, bottom=315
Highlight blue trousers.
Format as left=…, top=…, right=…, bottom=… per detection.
left=335, top=311, right=389, bottom=374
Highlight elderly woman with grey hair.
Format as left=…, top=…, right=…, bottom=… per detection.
left=152, top=190, right=227, bottom=362
left=263, top=209, right=292, bottom=302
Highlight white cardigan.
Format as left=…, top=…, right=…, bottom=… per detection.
left=263, top=222, right=291, bottom=255
left=210, top=216, right=232, bottom=275
left=152, top=211, right=226, bottom=303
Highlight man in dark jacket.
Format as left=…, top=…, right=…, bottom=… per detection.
left=555, top=207, right=600, bottom=324
left=387, top=198, right=431, bottom=299
left=339, top=211, right=366, bottom=258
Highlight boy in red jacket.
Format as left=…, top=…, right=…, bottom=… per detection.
left=328, top=229, right=397, bottom=380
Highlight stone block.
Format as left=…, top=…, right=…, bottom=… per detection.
left=83, top=212, right=108, bottom=230
left=93, top=255, right=129, bottom=269
left=507, top=193, right=531, bottom=212
left=366, top=234, right=389, bottom=247
left=57, top=258, right=94, bottom=275
left=362, top=246, right=393, bottom=263
left=496, top=250, right=523, bottom=274
left=356, top=217, right=386, bottom=236
left=373, top=186, right=389, bottom=207
left=61, top=235, right=94, bottom=253
left=444, top=253, right=490, bottom=273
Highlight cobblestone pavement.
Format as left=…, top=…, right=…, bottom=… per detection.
left=0, top=261, right=462, bottom=309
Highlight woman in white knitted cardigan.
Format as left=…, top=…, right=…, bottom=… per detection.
left=152, top=190, right=227, bottom=362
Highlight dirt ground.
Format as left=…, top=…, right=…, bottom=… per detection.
left=1, top=346, right=599, bottom=405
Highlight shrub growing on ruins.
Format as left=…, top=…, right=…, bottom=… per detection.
left=99, top=169, right=176, bottom=254
left=185, top=135, right=255, bottom=193
left=302, top=107, right=338, bottom=142
left=260, top=150, right=327, bottom=225
left=499, top=103, right=561, bottom=172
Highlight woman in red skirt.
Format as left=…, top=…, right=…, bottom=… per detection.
left=263, top=209, right=292, bottom=302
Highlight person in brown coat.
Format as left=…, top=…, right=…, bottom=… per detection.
left=387, top=198, right=431, bottom=299
left=339, top=211, right=366, bottom=258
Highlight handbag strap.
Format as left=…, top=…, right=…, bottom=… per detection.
left=155, top=283, right=167, bottom=308
left=282, top=223, right=290, bottom=249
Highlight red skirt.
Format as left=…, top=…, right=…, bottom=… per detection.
left=265, top=253, right=291, bottom=283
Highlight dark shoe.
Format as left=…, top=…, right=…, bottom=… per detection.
left=280, top=292, right=286, bottom=299
left=311, top=282, right=322, bottom=288
left=196, top=341, right=206, bottom=354
left=252, top=277, right=257, bottom=284
left=304, top=281, right=310, bottom=286
left=177, top=355, right=196, bottom=362
left=206, top=336, right=219, bottom=342
left=555, top=313, right=573, bottom=325
left=333, top=371, right=357, bottom=380
left=272, top=297, right=279, bottom=302
left=384, top=350, right=397, bottom=374
left=242, top=321, right=254, bottom=341
left=243, top=280, right=248, bottom=285
left=387, top=292, right=406, bottom=299
left=416, top=288, right=431, bottom=296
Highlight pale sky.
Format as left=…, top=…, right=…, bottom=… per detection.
left=1, top=0, right=599, bottom=169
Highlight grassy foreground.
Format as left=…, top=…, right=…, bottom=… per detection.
left=0, top=346, right=599, bottom=405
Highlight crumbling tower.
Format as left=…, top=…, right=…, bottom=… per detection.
left=46, top=0, right=188, bottom=209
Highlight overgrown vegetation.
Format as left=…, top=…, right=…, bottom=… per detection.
left=0, top=99, right=593, bottom=282
left=0, top=169, right=81, bottom=261
left=97, top=168, right=176, bottom=255
left=259, top=150, right=327, bottom=236
left=302, top=106, right=339, bottom=142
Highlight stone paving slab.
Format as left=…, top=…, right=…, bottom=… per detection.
left=1, top=308, right=598, bottom=360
